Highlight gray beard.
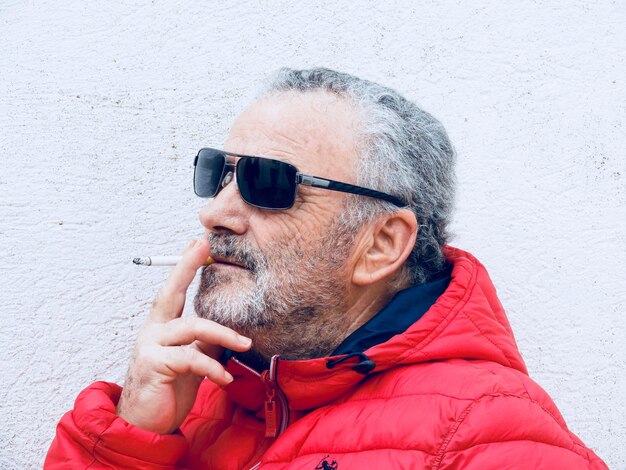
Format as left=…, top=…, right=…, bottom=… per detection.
left=193, top=224, right=356, bottom=361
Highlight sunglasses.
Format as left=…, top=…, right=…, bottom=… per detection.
left=193, top=148, right=407, bottom=210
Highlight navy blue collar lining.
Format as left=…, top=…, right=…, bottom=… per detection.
left=331, top=264, right=452, bottom=356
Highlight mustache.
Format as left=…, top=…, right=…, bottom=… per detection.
left=207, top=233, right=267, bottom=272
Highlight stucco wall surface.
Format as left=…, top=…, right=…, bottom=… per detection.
left=1, top=1, right=624, bottom=468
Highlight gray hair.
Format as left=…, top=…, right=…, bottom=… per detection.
left=261, top=67, right=457, bottom=286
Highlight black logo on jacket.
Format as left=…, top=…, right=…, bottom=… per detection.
left=315, top=455, right=338, bottom=470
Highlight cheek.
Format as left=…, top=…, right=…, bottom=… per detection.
left=249, top=205, right=335, bottom=251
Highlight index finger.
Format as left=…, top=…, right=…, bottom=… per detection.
left=149, top=239, right=211, bottom=323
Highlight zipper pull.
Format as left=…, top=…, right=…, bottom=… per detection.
left=262, top=371, right=278, bottom=438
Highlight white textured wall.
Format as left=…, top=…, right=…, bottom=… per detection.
left=1, top=1, right=624, bottom=468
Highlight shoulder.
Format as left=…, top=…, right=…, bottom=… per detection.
left=361, top=360, right=600, bottom=467
left=351, top=358, right=574, bottom=433
left=322, top=360, right=590, bottom=456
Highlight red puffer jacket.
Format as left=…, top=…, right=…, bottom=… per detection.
left=45, top=247, right=607, bottom=469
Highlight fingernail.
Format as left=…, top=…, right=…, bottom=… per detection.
left=237, top=334, right=252, bottom=346
left=224, top=371, right=234, bottom=383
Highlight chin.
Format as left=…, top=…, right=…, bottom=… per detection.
left=193, top=286, right=268, bottom=330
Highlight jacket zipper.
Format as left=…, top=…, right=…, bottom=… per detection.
left=248, top=354, right=288, bottom=470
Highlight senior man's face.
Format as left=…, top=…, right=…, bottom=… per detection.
left=193, top=91, right=362, bottom=359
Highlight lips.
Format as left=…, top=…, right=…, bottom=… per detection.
left=211, top=255, right=248, bottom=269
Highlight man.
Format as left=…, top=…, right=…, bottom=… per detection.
left=46, top=68, right=607, bottom=469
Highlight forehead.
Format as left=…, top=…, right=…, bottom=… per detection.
left=225, top=91, right=361, bottom=182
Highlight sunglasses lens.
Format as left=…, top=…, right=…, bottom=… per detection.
left=194, top=149, right=226, bottom=197
left=237, top=156, right=297, bottom=209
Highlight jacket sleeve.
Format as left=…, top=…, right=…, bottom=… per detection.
left=434, top=393, right=608, bottom=470
left=44, top=381, right=189, bottom=470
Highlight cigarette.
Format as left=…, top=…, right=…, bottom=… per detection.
left=133, top=255, right=214, bottom=266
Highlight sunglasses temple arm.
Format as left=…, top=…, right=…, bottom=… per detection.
left=298, top=174, right=407, bottom=207
left=299, top=174, right=331, bottom=188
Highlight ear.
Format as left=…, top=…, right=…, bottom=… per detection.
left=351, top=210, right=418, bottom=286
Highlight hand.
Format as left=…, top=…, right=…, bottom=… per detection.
left=115, top=239, right=252, bottom=434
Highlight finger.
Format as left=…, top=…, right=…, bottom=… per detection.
left=167, top=238, right=211, bottom=292
left=157, top=317, right=252, bottom=353
left=163, top=346, right=233, bottom=385
left=149, top=239, right=211, bottom=323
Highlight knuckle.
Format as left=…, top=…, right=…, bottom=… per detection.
left=134, top=345, right=160, bottom=368
left=162, top=348, right=180, bottom=369
left=137, top=323, right=159, bottom=345
left=138, top=321, right=155, bottom=336
left=170, top=316, right=194, bottom=335
left=180, top=344, right=197, bottom=362
left=164, top=346, right=197, bottom=374
left=180, top=316, right=195, bottom=329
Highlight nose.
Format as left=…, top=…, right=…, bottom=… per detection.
left=198, top=175, right=250, bottom=235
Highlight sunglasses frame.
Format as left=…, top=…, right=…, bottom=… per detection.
left=194, top=147, right=407, bottom=210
